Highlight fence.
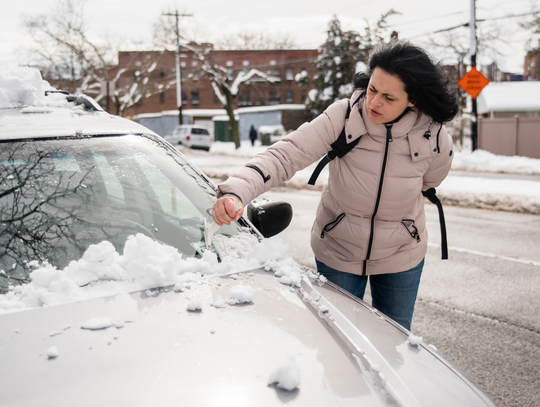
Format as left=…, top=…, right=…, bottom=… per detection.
left=478, top=117, right=540, bottom=159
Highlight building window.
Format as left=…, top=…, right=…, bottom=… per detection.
left=243, top=60, right=250, bottom=67
left=134, top=69, right=141, bottom=81
left=160, top=69, right=165, bottom=77
left=285, top=68, right=294, bottom=81
left=268, top=69, right=280, bottom=78
left=301, top=90, right=306, bottom=103
left=191, top=69, right=199, bottom=80
left=227, top=68, right=234, bottom=79
left=191, top=91, right=199, bottom=104
left=285, top=91, right=294, bottom=103
left=160, top=92, right=165, bottom=102
left=182, top=92, right=188, bottom=103
left=226, top=60, right=233, bottom=67
left=270, top=60, right=276, bottom=66
left=240, top=90, right=250, bottom=105
left=269, top=91, right=279, bottom=103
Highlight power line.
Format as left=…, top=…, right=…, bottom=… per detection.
left=407, top=11, right=532, bottom=40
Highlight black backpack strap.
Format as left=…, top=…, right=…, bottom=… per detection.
left=422, top=188, right=448, bottom=260
left=308, top=102, right=361, bottom=185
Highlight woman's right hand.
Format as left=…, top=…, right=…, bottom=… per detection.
left=212, top=196, right=244, bottom=226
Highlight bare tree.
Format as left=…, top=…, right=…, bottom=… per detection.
left=216, top=30, right=296, bottom=50
left=21, top=0, right=116, bottom=91
left=152, top=13, right=282, bottom=149
left=182, top=43, right=279, bottom=149
left=20, top=0, right=170, bottom=116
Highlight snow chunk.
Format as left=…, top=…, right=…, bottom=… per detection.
left=187, top=298, right=203, bottom=312
left=226, top=285, right=254, bottom=305
left=211, top=296, right=226, bottom=308
left=80, top=317, right=124, bottom=331
left=47, top=346, right=60, bottom=359
left=408, top=334, right=423, bottom=346
left=268, top=355, right=301, bottom=391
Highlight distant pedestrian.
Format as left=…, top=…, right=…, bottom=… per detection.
left=249, top=125, right=257, bottom=146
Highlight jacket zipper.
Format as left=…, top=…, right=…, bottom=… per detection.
left=320, top=213, right=345, bottom=238
left=363, top=125, right=393, bottom=275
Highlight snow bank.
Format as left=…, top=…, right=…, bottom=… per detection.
left=452, top=149, right=540, bottom=175
left=0, top=233, right=307, bottom=314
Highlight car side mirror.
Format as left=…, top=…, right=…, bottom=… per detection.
left=246, top=198, right=293, bottom=238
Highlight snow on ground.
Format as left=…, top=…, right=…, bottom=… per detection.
left=191, top=140, right=540, bottom=215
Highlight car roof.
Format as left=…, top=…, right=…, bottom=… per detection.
left=0, top=104, right=157, bottom=141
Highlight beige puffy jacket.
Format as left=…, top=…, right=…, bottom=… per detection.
left=217, top=89, right=453, bottom=276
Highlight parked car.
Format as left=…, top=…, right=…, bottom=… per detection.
left=0, top=74, right=496, bottom=406
left=164, top=124, right=213, bottom=151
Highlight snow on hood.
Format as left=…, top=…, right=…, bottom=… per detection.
left=0, top=67, right=61, bottom=109
left=0, top=232, right=309, bottom=314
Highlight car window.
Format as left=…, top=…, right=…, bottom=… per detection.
left=192, top=128, right=210, bottom=135
left=0, top=135, right=240, bottom=291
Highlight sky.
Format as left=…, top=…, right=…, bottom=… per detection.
left=1, top=0, right=536, bottom=74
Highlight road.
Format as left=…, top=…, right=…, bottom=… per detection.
left=258, top=187, right=540, bottom=407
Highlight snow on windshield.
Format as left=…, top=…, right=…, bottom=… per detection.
left=0, top=232, right=309, bottom=314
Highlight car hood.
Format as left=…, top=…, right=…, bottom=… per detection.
left=0, top=269, right=494, bottom=407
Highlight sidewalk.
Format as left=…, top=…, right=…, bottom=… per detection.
left=181, top=142, right=540, bottom=216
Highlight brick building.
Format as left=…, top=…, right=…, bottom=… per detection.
left=116, top=47, right=319, bottom=120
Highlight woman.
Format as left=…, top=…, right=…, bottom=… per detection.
left=212, top=41, right=458, bottom=330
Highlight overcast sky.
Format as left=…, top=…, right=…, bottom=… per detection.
left=0, top=0, right=535, bottom=74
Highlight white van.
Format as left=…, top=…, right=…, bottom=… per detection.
left=164, top=124, right=213, bottom=151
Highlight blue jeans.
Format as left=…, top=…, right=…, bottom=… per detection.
left=315, top=259, right=424, bottom=331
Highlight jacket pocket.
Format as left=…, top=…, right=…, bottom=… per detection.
left=401, top=219, right=421, bottom=242
left=246, top=165, right=271, bottom=183
left=321, top=213, right=346, bottom=238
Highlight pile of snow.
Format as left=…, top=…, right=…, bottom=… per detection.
left=0, top=233, right=307, bottom=314
left=0, top=67, right=59, bottom=108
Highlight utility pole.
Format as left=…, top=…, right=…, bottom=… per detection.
left=163, top=11, right=193, bottom=125
left=470, top=0, right=478, bottom=151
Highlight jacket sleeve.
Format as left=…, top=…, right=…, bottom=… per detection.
left=217, top=100, right=349, bottom=204
left=422, top=124, right=454, bottom=191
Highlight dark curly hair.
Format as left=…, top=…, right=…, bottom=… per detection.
left=354, top=41, right=458, bottom=123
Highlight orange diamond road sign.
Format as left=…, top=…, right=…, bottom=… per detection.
left=458, top=67, right=490, bottom=99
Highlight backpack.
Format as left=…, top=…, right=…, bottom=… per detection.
left=307, top=100, right=449, bottom=260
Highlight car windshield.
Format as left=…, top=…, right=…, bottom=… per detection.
left=0, top=134, right=240, bottom=291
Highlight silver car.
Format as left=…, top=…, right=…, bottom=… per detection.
left=164, top=124, right=213, bottom=151
left=0, top=85, right=495, bottom=406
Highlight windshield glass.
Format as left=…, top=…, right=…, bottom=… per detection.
left=0, top=134, right=240, bottom=291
